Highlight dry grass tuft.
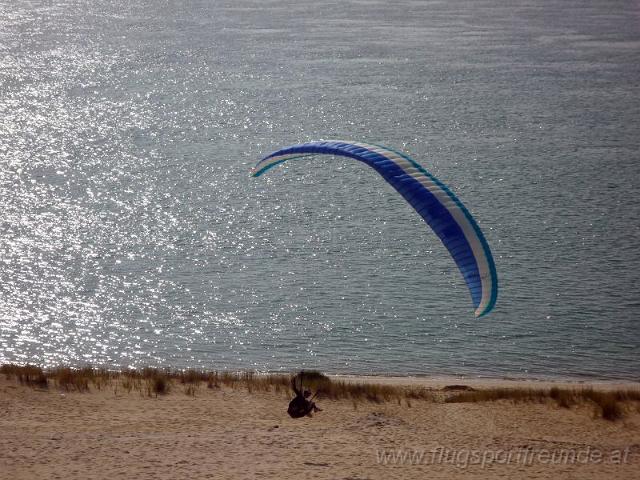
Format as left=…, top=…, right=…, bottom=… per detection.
left=580, top=389, right=624, bottom=421
left=1, top=364, right=48, bottom=389
left=445, top=386, right=639, bottom=421
left=179, top=369, right=208, bottom=385
left=50, top=367, right=91, bottom=392
left=206, top=372, right=219, bottom=389
left=145, top=371, right=170, bottom=397
left=120, top=372, right=142, bottom=394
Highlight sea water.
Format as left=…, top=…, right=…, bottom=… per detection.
left=1, top=0, right=639, bottom=380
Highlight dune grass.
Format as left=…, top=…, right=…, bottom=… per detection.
left=2, top=364, right=638, bottom=420
left=0, top=364, right=431, bottom=403
left=0, top=364, right=48, bottom=389
left=445, top=386, right=640, bottom=421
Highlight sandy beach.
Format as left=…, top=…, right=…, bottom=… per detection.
left=1, top=374, right=638, bottom=480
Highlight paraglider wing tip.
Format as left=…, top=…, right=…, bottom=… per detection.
left=474, top=303, right=495, bottom=318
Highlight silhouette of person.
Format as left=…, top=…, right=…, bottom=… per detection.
left=287, top=377, right=322, bottom=418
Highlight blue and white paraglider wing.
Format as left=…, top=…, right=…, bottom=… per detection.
left=252, top=140, right=498, bottom=317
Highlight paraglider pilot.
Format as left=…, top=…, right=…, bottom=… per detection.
left=287, top=377, right=322, bottom=418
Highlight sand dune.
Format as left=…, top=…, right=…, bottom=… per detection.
left=1, top=376, right=638, bottom=479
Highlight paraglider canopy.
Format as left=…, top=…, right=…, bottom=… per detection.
left=252, top=140, right=498, bottom=317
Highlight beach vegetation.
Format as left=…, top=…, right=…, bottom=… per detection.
left=1, top=364, right=48, bottom=389
left=445, top=386, right=638, bottom=421
left=2, top=364, right=638, bottom=421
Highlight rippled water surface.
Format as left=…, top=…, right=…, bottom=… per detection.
left=1, top=0, right=639, bottom=379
